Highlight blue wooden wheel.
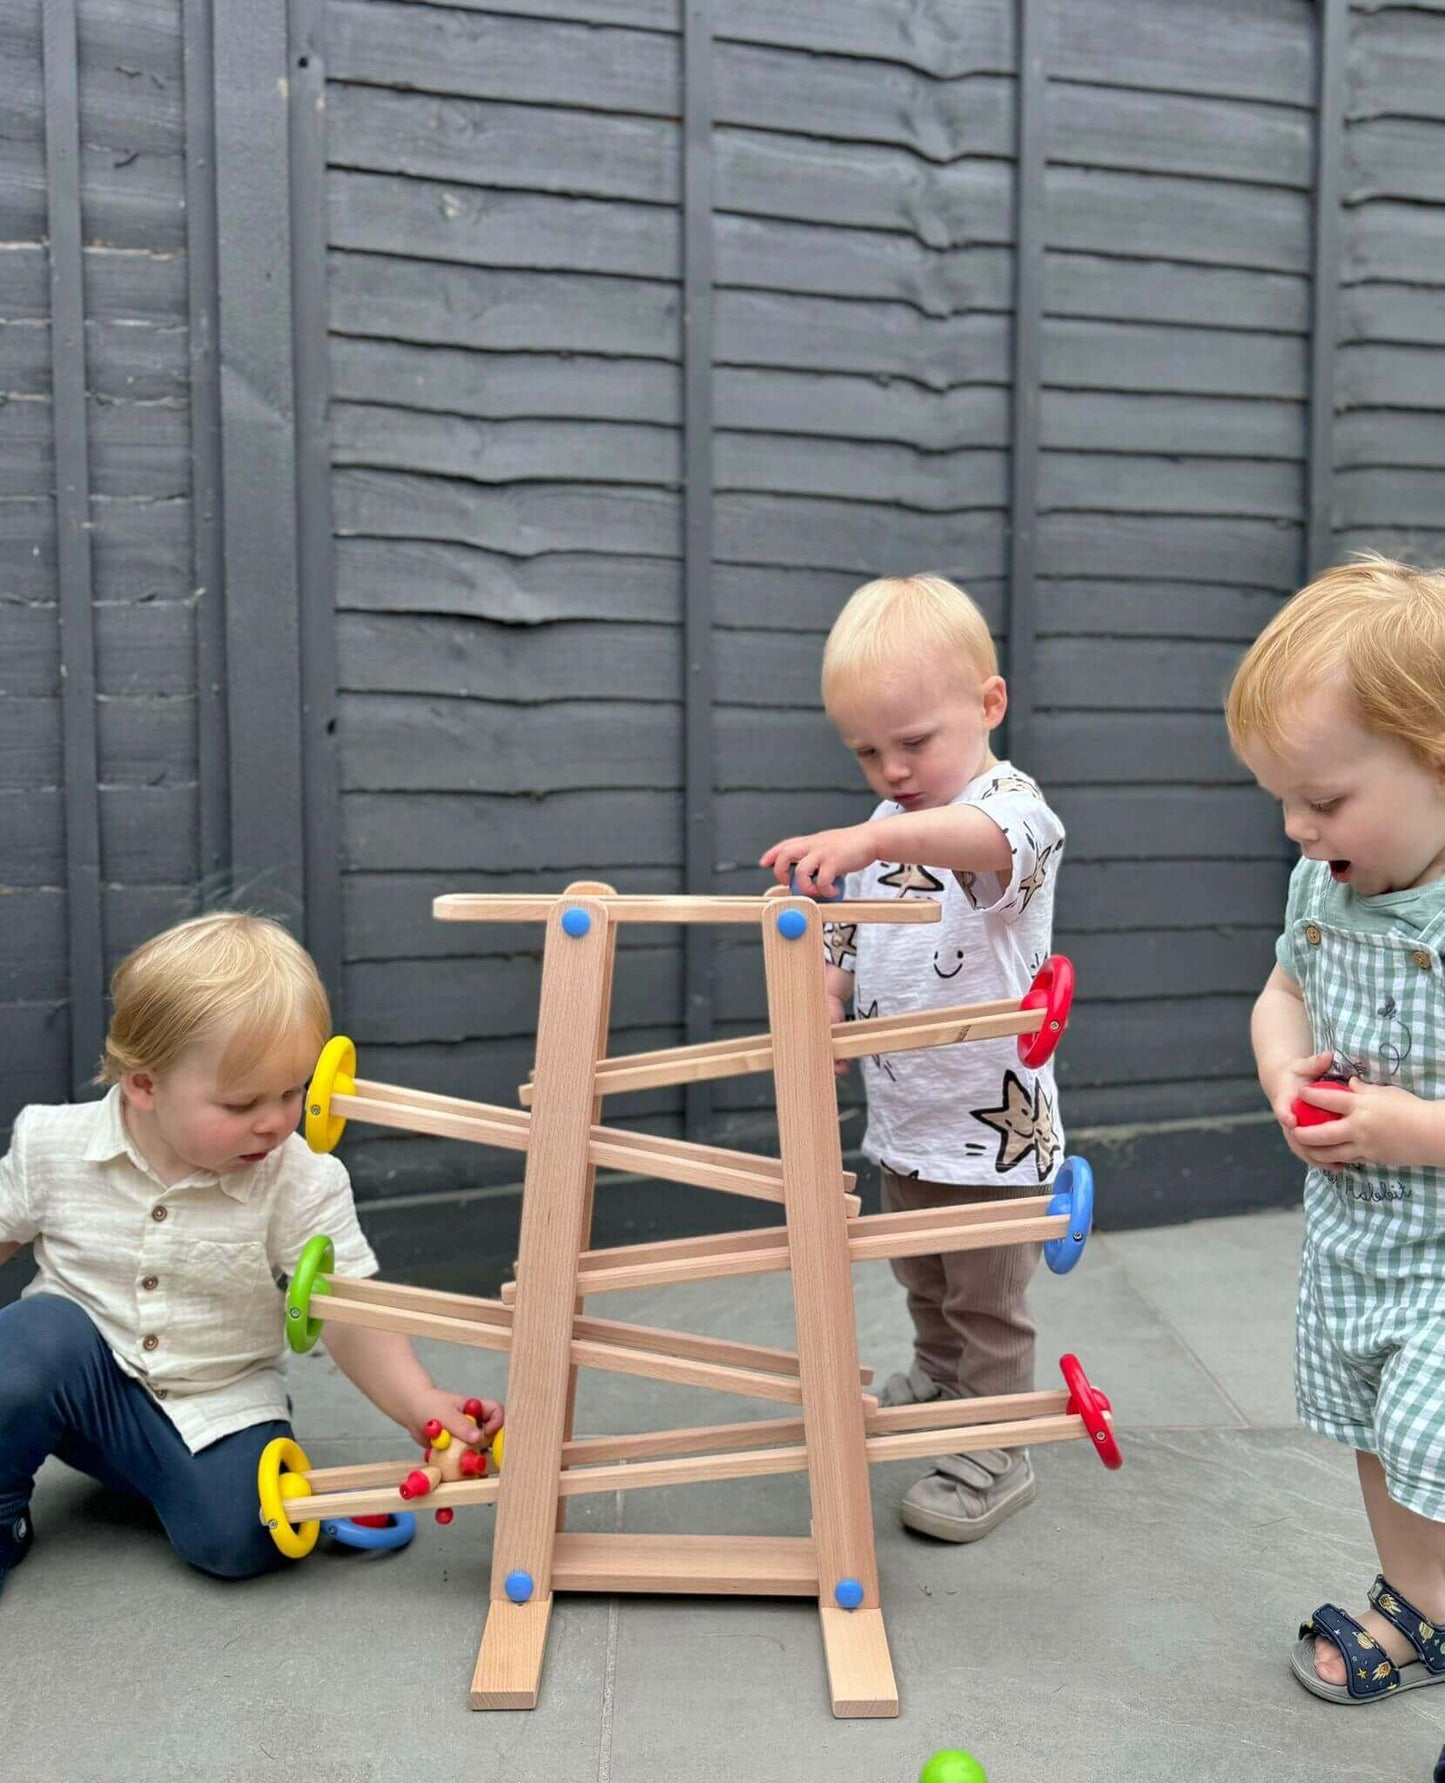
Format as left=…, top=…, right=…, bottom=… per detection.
left=321, top=1512, right=416, bottom=1551
left=1043, top=1155, right=1093, bottom=1276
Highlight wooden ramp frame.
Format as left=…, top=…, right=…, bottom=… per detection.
left=289, top=885, right=1098, bottom=1719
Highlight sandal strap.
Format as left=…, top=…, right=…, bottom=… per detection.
left=1300, top=1603, right=1401, bottom=1699
left=1369, top=1576, right=1445, bottom=1673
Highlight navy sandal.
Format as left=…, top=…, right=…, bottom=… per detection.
left=1291, top=1575, right=1445, bottom=1703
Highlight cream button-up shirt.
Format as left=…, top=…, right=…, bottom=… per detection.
left=0, top=1088, right=378, bottom=1452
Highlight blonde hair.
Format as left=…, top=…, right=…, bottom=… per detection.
left=99, top=911, right=330, bottom=1088
left=821, top=573, right=997, bottom=711
left=1226, top=553, right=1445, bottom=768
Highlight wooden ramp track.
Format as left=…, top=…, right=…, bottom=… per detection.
left=287, top=1386, right=1108, bottom=1524
left=519, top=996, right=1046, bottom=1104
left=499, top=1194, right=1065, bottom=1301
left=327, top=1073, right=859, bottom=1214
left=434, top=891, right=942, bottom=926
left=310, top=1270, right=874, bottom=1408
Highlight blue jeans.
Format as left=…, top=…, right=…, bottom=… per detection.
left=0, top=1292, right=291, bottom=1579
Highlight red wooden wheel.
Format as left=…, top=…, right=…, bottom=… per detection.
left=1019, top=954, right=1075, bottom=1068
left=1061, top=1352, right=1122, bottom=1469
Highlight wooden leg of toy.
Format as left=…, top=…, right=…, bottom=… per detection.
left=818, top=1608, right=898, bottom=1720
left=472, top=895, right=612, bottom=1712
left=555, top=880, right=618, bottom=1537
left=762, top=899, right=899, bottom=1720
left=471, top=1598, right=554, bottom=1712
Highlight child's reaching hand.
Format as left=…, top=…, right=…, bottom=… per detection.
left=402, top=1388, right=503, bottom=1451
left=760, top=823, right=877, bottom=893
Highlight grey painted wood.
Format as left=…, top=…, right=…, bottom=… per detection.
left=327, top=175, right=1311, bottom=331
left=14, top=0, right=1438, bottom=1218
left=6, top=785, right=196, bottom=884
left=336, top=697, right=681, bottom=793
left=0, top=396, right=187, bottom=497
left=183, top=0, right=229, bottom=906
left=0, top=243, right=188, bottom=322
left=43, top=0, right=105, bottom=1097
left=325, top=4, right=1312, bottom=187
left=290, top=0, right=344, bottom=1004
left=213, top=0, right=304, bottom=925
left=386, top=0, right=1315, bottom=106
left=0, top=315, right=188, bottom=398
left=682, top=0, right=718, bottom=1132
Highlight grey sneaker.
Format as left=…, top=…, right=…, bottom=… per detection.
left=899, top=1449, right=1035, bottom=1543
left=876, top=1360, right=960, bottom=1409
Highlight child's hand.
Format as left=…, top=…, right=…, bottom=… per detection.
left=760, top=824, right=877, bottom=894
left=403, top=1388, right=504, bottom=1450
left=1262, top=1049, right=1334, bottom=1165
left=1293, top=1079, right=1445, bottom=1171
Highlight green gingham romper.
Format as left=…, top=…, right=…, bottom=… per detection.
left=1279, top=857, right=1445, bottom=1519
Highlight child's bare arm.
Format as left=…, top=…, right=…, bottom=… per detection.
left=322, top=1321, right=503, bottom=1448
left=762, top=806, right=1011, bottom=890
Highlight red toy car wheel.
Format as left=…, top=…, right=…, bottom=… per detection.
left=1061, top=1352, right=1122, bottom=1469
left=1018, top=954, right=1075, bottom=1068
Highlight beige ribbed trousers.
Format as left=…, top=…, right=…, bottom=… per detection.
left=881, top=1168, right=1044, bottom=1400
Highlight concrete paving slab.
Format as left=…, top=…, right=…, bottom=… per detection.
left=1106, top=1209, right=1303, bottom=1427
left=5, top=1209, right=1444, bottom=1783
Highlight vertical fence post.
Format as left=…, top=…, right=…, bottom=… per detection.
left=182, top=0, right=229, bottom=907
left=42, top=0, right=105, bottom=1093
left=212, top=0, right=306, bottom=927
left=288, top=0, right=343, bottom=1009
left=1005, top=0, right=1046, bottom=767
left=682, top=0, right=717, bottom=1135
left=1308, top=0, right=1348, bottom=581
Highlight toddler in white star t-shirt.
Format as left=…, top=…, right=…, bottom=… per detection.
left=761, top=573, right=1065, bottom=1543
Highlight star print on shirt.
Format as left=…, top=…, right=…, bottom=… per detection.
left=1012, top=822, right=1057, bottom=915
left=876, top=863, right=946, bottom=899
left=973, top=1069, right=1060, bottom=1180
left=825, top=922, right=858, bottom=970
left=857, top=1000, right=897, bottom=1081
left=980, top=774, right=1040, bottom=801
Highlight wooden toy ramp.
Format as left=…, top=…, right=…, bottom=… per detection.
left=286, top=883, right=1117, bottom=1719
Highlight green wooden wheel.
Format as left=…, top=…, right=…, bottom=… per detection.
left=286, top=1234, right=334, bottom=1353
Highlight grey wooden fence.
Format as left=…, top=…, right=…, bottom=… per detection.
left=4, top=0, right=1444, bottom=1231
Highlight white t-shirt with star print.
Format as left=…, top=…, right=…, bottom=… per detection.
left=827, top=759, right=1066, bottom=1188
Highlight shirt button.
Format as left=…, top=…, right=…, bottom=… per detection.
left=142, top=1334, right=159, bottom=1352
left=151, top=1205, right=168, bottom=1222
left=154, top=1388, right=168, bottom=1400
left=1415, top=950, right=1433, bottom=970
left=141, top=1275, right=159, bottom=1292
left=1304, top=924, right=1322, bottom=946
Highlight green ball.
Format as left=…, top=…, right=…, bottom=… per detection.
left=920, top=1753, right=987, bottom=1783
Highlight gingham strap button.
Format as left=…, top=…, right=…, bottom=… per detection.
left=1414, top=950, right=1433, bottom=971
left=1305, top=923, right=1322, bottom=946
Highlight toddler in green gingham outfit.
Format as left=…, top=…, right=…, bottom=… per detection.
left=1229, top=555, right=1445, bottom=1707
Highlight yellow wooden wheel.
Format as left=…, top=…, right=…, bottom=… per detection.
left=305, top=1035, right=356, bottom=1154
left=257, top=1436, right=320, bottom=1559
left=491, top=1426, right=505, bottom=1471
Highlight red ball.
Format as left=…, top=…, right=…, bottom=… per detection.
left=434, top=1507, right=455, bottom=1526
left=1292, top=1077, right=1352, bottom=1127
left=462, top=1398, right=485, bottom=1421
